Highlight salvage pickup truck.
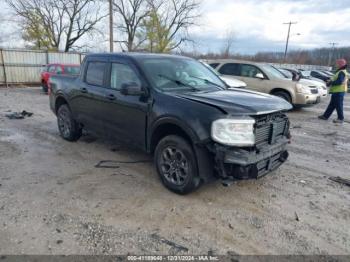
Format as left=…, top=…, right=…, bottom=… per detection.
left=49, top=53, right=292, bottom=194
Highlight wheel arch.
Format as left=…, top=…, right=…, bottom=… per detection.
left=270, top=88, right=294, bottom=103
left=54, top=95, right=70, bottom=114
left=149, top=117, right=215, bottom=184
left=149, top=118, right=199, bottom=154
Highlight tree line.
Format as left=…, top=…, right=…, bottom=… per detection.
left=185, top=46, right=350, bottom=67
left=5, top=0, right=200, bottom=52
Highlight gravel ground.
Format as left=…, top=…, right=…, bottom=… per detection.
left=0, top=87, right=349, bottom=255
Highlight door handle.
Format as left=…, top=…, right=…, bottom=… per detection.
left=106, top=94, right=116, bottom=101
left=80, top=87, right=88, bottom=93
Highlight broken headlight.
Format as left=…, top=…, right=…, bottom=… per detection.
left=211, top=118, right=255, bottom=146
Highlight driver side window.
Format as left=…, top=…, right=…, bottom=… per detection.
left=110, top=63, right=141, bottom=90
left=240, top=64, right=263, bottom=78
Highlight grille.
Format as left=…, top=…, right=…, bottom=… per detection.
left=310, top=88, right=318, bottom=94
left=253, top=112, right=289, bottom=147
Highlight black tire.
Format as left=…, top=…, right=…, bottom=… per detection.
left=273, top=91, right=292, bottom=104
left=42, top=83, right=48, bottom=93
left=154, top=135, right=201, bottom=195
left=57, top=104, right=82, bottom=141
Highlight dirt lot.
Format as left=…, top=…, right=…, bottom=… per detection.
left=0, top=87, right=349, bottom=255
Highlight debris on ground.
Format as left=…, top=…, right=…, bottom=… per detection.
left=5, top=110, right=33, bottom=120
left=294, top=212, right=300, bottom=222
left=95, top=159, right=151, bottom=169
left=323, top=132, right=337, bottom=137
left=150, top=233, right=189, bottom=253
left=111, top=172, right=134, bottom=177
left=329, top=176, right=350, bottom=187
left=291, top=125, right=302, bottom=129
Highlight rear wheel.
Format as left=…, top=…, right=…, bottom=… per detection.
left=273, top=91, right=292, bottom=104
left=154, top=135, right=201, bottom=195
left=57, top=104, right=82, bottom=141
left=42, top=82, right=48, bottom=93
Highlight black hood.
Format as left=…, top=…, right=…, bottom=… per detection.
left=175, top=88, right=292, bottom=115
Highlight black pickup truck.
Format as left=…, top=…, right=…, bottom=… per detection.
left=49, top=53, right=292, bottom=194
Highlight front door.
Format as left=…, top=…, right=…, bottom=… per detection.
left=218, top=63, right=268, bottom=93
left=238, top=64, right=268, bottom=92
left=103, top=61, right=149, bottom=149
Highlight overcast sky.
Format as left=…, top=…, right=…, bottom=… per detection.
left=1, top=0, right=350, bottom=54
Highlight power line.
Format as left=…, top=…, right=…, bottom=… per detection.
left=283, top=21, right=297, bottom=62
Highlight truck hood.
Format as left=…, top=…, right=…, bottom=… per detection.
left=175, top=89, right=293, bottom=115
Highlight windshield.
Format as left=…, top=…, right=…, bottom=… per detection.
left=261, top=65, right=287, bottom=79
left=65, top=66, right=80, bottom=75
left=275, top=67, right=293, bottom=79
left=139, top=57, right=226, bottom=92
left=300, top=70, right=311, bottom=77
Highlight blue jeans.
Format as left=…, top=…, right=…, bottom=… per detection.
left=323, top=92, right=345, bottom=120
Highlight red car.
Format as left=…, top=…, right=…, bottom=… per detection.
left=41, top=63, right=80, bottom=93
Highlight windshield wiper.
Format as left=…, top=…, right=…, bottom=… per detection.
left=158, top=74, right=199, bottom=91
left=188, top=75, right=225, bottom=89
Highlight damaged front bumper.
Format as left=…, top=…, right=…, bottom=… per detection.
left=213, top=138, right=289, bottom=181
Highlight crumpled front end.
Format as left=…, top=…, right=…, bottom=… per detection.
left=211, top=112, right=290, bottom=181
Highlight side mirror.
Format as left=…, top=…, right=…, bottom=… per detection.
left=120, top=82, right=145, bottom=96
left=292, top=72, right=301, bottom=82
left=255, top=73, right=264, bottom=79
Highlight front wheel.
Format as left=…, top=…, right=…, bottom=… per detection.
left=273, top=91, right=292, bottom=104
left=154, top=135, right=201, bottom=195
left=57, top=104, right=82, bottom=141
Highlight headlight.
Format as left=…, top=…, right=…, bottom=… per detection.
left=211, top=118, right=255, bottom=146
left=296, top=83, right=311, bottom=94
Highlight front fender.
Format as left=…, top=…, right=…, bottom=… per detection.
left=148, top=115, right=205, bottom=148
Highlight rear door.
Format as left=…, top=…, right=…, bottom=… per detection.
left=103, top=60, right=149, bottom=149
left=72, top=59, right=109, bottom=135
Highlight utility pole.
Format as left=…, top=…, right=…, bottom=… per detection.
left=328, top=42, right=338, bottom=66
left=109, top=0, right=114, bottom=52
left=283, top=21, right=297, bottom=62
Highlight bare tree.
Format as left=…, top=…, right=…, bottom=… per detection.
left=6, top=0, right=106, bottom=51
left=113, top=0, right=149, bottom=51
left=143, top=0, right=200, bottom=53
left=221, top=29, right=235, bottom=58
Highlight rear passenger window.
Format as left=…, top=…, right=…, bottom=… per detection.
left=218, top=63, right=240, bottom=76
left=86, top=62, right=106, bottom=86
left=48, top=66, right=56, bottom=73
left=110, top=63, right=141, bottom=90
left=56, top=66, right=63, bottom=74
left=209, top=63, right=219, bottom=69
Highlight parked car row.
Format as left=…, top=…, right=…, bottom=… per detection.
left=208, top=60, right=322, bottom=107
left=275, top=68, right=328, bottom=98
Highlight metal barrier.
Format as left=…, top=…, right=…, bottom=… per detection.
left=0, top=48, right=85, bottom=86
